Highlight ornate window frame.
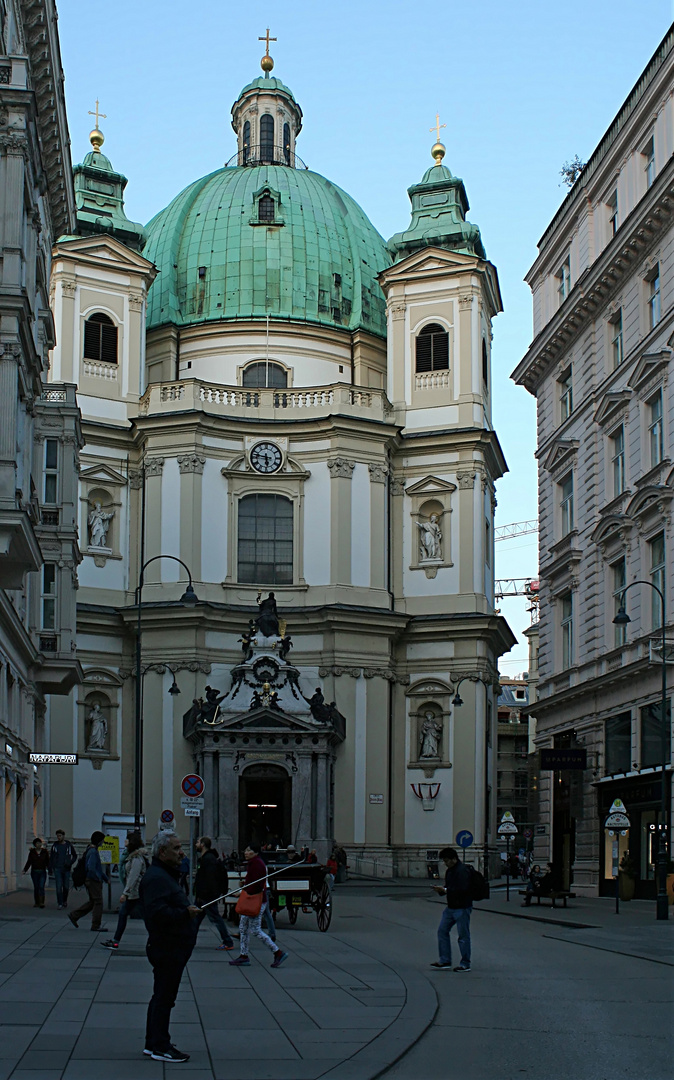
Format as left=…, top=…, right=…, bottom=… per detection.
left=221, top=453, right=310, bottom=590
left=410, top=315, right=454, bottom=394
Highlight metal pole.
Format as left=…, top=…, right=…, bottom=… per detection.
left=189, top=816, right=196, bottom=903
left=615, top=837, right=620, bottom=916
left=506, top=836, right=510, bottom=902
left=134, top=465, right=146, bottom=835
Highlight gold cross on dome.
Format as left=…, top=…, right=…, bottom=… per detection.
left=258, top=28, right=277, bottom=56
left=430, top=112, right=446, bottom=142
left=88, top=99, right=107, bottom=129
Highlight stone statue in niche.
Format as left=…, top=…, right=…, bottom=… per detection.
left=255, top=591, right=280, bottom=637
left=417, top=514, right=442, bottom=561
left=419, top=712, right=442, bottom=758
left=86, top=702, right=108, bottom=752
left=88, top=502, right=115, bottom=548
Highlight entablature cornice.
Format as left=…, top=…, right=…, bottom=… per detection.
left=513, top=160, right=674, bottom=393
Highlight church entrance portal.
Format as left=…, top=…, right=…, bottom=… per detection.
left=239, top=764, right=291, bottom=850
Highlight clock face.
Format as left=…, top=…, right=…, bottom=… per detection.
left=250, top=442, right=283, bottom=474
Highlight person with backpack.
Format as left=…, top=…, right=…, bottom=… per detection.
left=194, top=836, right=234, bottom=950
left=430, top=846, right=474, bottom=972
left=101, top=832, right=148, bottom=950
left=68, top=831, right=109, bottom=932
left=49, top=830, right=77, bottom=909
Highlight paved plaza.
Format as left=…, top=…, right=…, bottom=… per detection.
left=0, top=881, right=672, bottom=1080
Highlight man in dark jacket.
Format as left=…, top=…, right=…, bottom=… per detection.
left=139, top=832, right=201, bottom=1063
left=430, top=846, right=473, bottom=972
left=194, top=836, right=233, bottom=949
left=68, top=831, right=109, bottom=931
left=49, top=830, right=77, bottom=909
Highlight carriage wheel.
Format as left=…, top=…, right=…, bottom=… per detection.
left=287, top=903, right=299, bottom=925
left=315, top=883, right=332, bottom=932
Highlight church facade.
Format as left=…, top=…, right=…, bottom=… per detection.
left=45, top=52, right=515, bottom=874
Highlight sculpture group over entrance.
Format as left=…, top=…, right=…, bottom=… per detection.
left=183, top=594, right=345, bottom=857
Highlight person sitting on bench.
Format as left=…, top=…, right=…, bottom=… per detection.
left=522, top=864, right=547, bottom=906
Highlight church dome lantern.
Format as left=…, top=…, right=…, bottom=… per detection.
left=230, top=30, right=304, bottom=168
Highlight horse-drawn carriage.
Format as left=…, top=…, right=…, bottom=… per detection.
left=226, top=854, right=332, bottom=932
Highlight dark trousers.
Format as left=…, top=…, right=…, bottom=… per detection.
left=198, top=900, right=233, bottom=946
left=113, top=897, right=141, bottom=942
left=31, top=869, right=46, bottom=905
left=53, top=868, right=71, bottom=906
left=71, top=878, right=104, bottom=928
left=145, top=943, right=193, bottom=1053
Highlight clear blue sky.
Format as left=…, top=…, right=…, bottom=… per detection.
left=57, top=1, right=673, bottom=670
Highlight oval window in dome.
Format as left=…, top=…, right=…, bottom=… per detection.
left=242, top=361, right=288, bottom=389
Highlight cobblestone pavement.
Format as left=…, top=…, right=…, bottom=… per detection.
left=0, top=886, right=436, bottom=1080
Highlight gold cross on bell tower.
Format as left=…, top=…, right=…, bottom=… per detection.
left=88, top=98, right=107, bottom=152
left=259, top=28, right=277, bottom=74
left=430, top=112, right=446, bottom=143
left=429, top=112, right=446, bottom=166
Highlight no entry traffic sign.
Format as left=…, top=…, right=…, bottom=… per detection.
left=160, top=809, right=174, bottom=825
left=181, top=773, right=204, bottom=798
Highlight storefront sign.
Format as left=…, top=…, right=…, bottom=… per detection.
left=540, top=748, right=587, bottom=770
left=28, top=753, right=78, bottom=764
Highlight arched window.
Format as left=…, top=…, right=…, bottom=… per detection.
left=482, top=339, right=489, bottom=386
left=258, top=194, right=275, bottom=223
left=242, top=120, right=251, bottom=165
left=84, top=312, right=118, bottom=364
left=415, top=323, right=449, bottom=373
left=242, top=361, right=287, bottom=388
left=260, top=113, right=274, bottom=163
left=238, top=494, right=293, bottom=584
left=283, top=122, right=291, bottom=165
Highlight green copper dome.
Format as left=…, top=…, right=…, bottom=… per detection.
left=144, top=165, right=390, bottom=337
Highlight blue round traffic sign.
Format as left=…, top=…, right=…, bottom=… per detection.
left=456, top=830, right=474, bottom=848
left=160, top=809, right=174, bottom=824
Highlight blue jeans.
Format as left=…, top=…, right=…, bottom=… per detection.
left=437, top=906, right=471, bottom=966
left=261, top=900, right=276, bottom=941
left=200, top=902, right=234, bottom=947
left=114, top=897, right=141, bottom=942
left=53, top=868, right=71, bottom=906
left=31, top=869, right=47, bottom=905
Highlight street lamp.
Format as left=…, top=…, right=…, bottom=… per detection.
left=613, top=579, right=670, bottom=921
left=134, top=555, right=199, bottom=832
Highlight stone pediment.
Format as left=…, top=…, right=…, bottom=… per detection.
left=593, top=390, right=632, bottom=429
left=405, top=475, right=457, bottom=496
left=53, top=233, right=155, bottom=274
left=382, top=246, right=478, bottom=283
left=542, top=438, right=578, bottom=476
left=208, top=707, right=319, bottom=734
left=80, top=463, right=128, bottom=487
left=628, top=348, right=670, bottom=398
left=590, top=513, right=633, bottom=550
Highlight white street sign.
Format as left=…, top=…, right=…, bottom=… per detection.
left=180, top=796, right=205, bottom=809
left=184, top=807, right=201, bottom=817
left=498, top=822, right=518, bottom=835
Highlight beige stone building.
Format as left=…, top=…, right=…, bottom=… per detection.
left=512, top=26, right=674, bottom=897
left=0, top=0, right=82, bottom=892
left=46, top=55, right=515, bottom=874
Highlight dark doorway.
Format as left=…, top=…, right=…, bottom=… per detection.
left=239, top=764, right=291, bottom=850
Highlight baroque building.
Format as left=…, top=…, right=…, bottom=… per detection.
left=512, top=26, right=674, bottom=898
left=0, top=0, right=81, bottom=893
left=47, top=47, right=514, bottom=874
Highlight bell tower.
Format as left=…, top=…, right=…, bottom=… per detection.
left=230, top=31, right=303, bottom=166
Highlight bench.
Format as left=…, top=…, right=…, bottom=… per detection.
left=518, top=889, right=576, bottom=909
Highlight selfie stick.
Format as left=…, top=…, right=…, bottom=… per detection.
left=197, top=860, right=309, bottom=910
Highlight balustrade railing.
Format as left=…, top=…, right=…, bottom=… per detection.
left=140, top=379, right=388, bottom=419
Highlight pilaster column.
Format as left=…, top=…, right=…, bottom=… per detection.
left=0, top=351, right=19, bottom=504
left=143, top=458, right=164, bottom=584
left=368, top=463, right=388, bottom=590
left=328, top=457, right=354, bottom=585
left=178, top=454, right=205, bottom=581
left=456, top=471, right=477, bottom=597
left=218, top=752, right=237, bottom=853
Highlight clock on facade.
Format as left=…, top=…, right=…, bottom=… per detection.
left=250, top=441, right=283, bottom=473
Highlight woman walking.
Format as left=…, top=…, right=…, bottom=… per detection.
left=23, top=838, right=49, bottom=908
left=229, top=844, right=287, bottom=969
left=101, top=832, right=148, bottom=950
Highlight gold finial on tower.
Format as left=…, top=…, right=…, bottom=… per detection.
left=429, top=112, right=446, bottom=166
left=259, top=27, right=277, bottom=74
left=88, top=99, right=107, bottom=152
